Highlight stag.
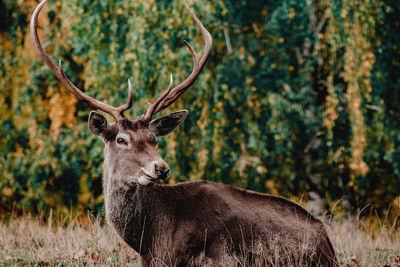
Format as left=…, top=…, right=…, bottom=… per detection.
left=31, top=0, right=338, bottom=266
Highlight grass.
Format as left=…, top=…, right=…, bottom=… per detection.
left=0, top=213, right=399, bottom=266
left=328, top=217, right=400, bottom=266
left=0, top=213, right=139, bottom=266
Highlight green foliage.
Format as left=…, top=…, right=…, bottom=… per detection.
left=0, top=0, right=399, bottom=216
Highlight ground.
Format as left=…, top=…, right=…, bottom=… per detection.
left=0, top=213, right=399, bottom=266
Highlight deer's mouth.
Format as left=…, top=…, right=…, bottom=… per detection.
left=144, top=173, right=156, bottom=182
left=137, top=170, right=157, bottom=185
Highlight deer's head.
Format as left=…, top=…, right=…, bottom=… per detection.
left=88, top=110, right=187, bottom=185
left=30, top=0, right=212, bottom=185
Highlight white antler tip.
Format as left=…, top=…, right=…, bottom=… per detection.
left=127, top=79, right=133, bottom=99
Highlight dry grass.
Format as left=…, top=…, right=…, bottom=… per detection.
left=328, top=216, right=400, bottom=266
left=0, top=213, right=399, bottom=266
left=0, top=214, right=139, bottom=266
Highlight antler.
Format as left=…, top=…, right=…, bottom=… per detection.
left=142, top=2, right=212, bottom=121
left=30, top=0, right=133, bottom=121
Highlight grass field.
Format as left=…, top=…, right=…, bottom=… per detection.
left=0, top=213, right=399, bottom=266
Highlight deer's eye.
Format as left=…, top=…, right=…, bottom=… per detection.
left=117, top=137, right=127, bottom=145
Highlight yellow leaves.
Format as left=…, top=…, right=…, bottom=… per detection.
left=44, top=193, right=61, bottom=207
left=163, top=32, right=171, bottom=40
left=247, top=55, right=256, bottom=66
left=142, top=1, right=155, bottom=11
left=78, top=193, right=92, bottom=205
left=11, top=144, right=24, bottom=158
left=193, top=149, right=207, bottom=180
left=167, top=18, right=174, bottom=28
left=0, top=97, right=9, bottom=122
left=341, top=2, right=376, bottom=179
left=323, top=75, right=339, bottom=134
left=392, top=59, right=400, bottom=67
left=265, top=180, right=278, bottom=195
left=28, top=120, right=45, bottom=151
left=268, top=94, right=275, bottom=104
left=2, top=187, right=13, bottom=197
left=341, top=9, right=348, bottom=19
left=257, top=166, right=267, bottom=174
left=48, top=86, right=78, bottom=140
left=261, top=9, right=267, bottom=16
left=245, top=77, right=253, bottom=84
left=288, top=8, right=295, bottom=20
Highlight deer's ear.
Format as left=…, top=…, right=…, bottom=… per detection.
left=149, top=110, right=188, bottom=137
left=88, top=111, right=113, bottom=139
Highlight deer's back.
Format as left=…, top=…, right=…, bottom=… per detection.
left=173, top=180, right=324, bottom=232
left=116, top=181, right=336, bottom=266
left=168, top=181, right=336, bottom=264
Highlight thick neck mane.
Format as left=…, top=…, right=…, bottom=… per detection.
left=104, top=181, right=177, bottom=252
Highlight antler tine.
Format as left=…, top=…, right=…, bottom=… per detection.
left=30, top=0, right=133, bottom=121
left=143, top=74, right=174, bottom=121
left=118, top=79, right=134, bottom=112
left=143, top=2, right=212, bottom=121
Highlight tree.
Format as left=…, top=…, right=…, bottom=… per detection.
left=1, top=0, right=399, bottom=217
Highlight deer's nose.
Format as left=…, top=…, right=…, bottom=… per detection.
left=155, top=162, right=170, bottom=180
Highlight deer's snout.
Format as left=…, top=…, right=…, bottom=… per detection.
left=153, top=160, right=170, bottom=180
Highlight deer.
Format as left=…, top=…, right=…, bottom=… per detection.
left=31, top=0, right=338, bottom=266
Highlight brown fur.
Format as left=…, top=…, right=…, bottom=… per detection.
left=88, top=113, right=338, bottom=266
left=108, top=180, right=338, bottom=266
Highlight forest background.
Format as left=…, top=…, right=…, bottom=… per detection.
left=0, top=0, right=399, bottom=220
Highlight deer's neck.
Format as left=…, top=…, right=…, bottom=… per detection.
left=102, top=170, right=175, bottom=253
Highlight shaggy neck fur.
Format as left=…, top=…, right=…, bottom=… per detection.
left=102, top=165, right=176, bottom=255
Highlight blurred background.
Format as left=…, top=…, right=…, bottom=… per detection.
left=0, top=0, right=399, bottom=219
